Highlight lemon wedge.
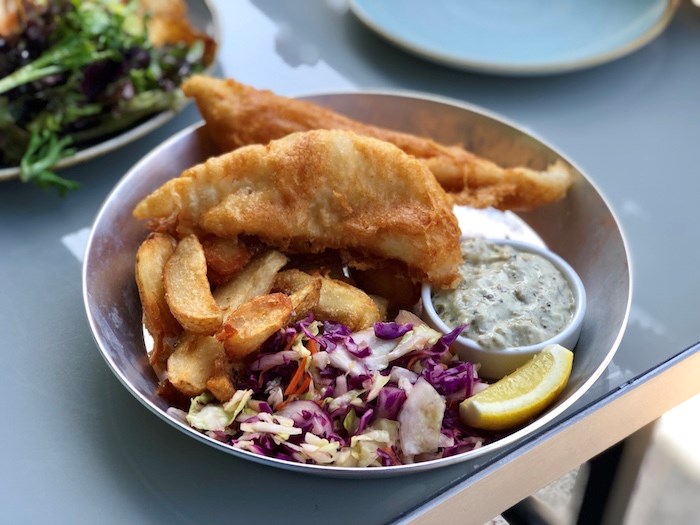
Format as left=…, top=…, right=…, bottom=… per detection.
left=459, top=344, right=573, bottom=431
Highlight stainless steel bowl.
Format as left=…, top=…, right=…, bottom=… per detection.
left=82, top=91, right=631, bottom=478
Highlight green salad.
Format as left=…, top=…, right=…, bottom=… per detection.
left=0, top=0, right=212, bottom=193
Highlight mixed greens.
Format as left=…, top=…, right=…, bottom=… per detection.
left=0, top=0, right=210, bottom=193
left=169, top=311, right=496, bottom=467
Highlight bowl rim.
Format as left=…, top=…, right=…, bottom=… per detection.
left=421, top=236, right=587, bottom=356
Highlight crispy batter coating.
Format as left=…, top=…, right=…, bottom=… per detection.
left=134, top=129, right=462, bottom=288
left=182, top=75, right=573, bottom=210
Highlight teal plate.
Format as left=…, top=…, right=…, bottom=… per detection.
left=349, top=0, right=678, bottom=75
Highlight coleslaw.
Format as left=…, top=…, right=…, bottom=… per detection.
left=168, top=310, right=495, bottom=467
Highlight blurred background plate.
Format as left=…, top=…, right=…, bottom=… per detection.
left=0, top=0, right=220, bottom=182
left=83, top=92, right=631, bottom=477
left=350, top=0, right=678, bottom=75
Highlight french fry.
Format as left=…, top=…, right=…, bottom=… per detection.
left=164, top=234, right=223, bottom=335
left=201, top=235, right=254, bottom=286
left=135, top=233, right=182, bottom=366
left=218, top=293, right=293, bottom=361
left=273, top=268, right=315, bottom=294
left=288, top=279, right=322, bottom=321
left=213, top=250, right=288, bottom=313
left=316, top=277, right=381, bottom=331
left=274, top=269, right=380, bottom=331
left=167, top=333, right=225, bottom=397
left=206, top=355, right=236, bottom=402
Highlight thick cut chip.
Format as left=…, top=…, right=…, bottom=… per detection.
left=164, top=234, right=223, bottom=334
left=314, top=277, right=382, bottom=331
left=134, top=129, right=462, bottom=288
left=213, top=250, right=288, bottom=313
left=167, top=333, right=225, bottom=397
left=181, top=75, right=573, bottom=210
left=217, top=293, right=293, bottom=361
left=287, top=279, right=322, bottom=321
left=206, top=355, right=236, bottom=402
left=135, top=233, right=182, bottom=366
left=201, top=235, right=254, bottom=285
left=274, top=269, right=380, bottom=331
left=135, top=232, right=181, bottom=337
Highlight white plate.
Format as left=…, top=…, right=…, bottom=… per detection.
left=0, top=0, right=220, bottom=182
left=83, top=91, right=631, bottom=477
left=350, top=0, right=678, bottom=75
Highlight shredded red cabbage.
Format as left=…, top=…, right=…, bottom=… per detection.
left=374, top=321, right=413, bottom=340
left=374, top=386, right=407, bottom=420
left=198, top=314, right=491, bottom=466
left=277, top=400, right=336, bottom=439
left=421, top=359, right=475, bottom=401
left=321, top=320, right=370, bottom=357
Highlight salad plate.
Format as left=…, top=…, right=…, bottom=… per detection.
left=0, top=0, right=221, bottom=183
left=83, top=91, right=631, bottom=477
left=349, top=0, right=678, bottom=75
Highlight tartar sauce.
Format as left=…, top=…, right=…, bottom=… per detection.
left=432, top=238, right=575, bottom=351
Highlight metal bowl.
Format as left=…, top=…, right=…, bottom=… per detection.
left=82, top=91, right=631, bottom=478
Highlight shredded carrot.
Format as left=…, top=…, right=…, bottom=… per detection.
left=285, top=356, right=309, bottom=396
left=307, top=338, right=318, bottom=355
left=282, top=335, right=296, bottom=353
left=406, top=355, right=421, bottom=371
left=295, top=374, right=311, bottom=396
left=277, top=375, right=312, bottom=409
left=380, top=446, right=401, bottom=465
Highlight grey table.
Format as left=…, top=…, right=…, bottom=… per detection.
left=2, top=1, right=699, bottom=524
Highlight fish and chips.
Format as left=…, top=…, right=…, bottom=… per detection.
left=131, top=78, right=575, bottom=466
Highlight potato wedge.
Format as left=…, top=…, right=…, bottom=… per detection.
left=288, top=279, right=322, bottom=321
left=201, top=236, right=254, bottom=286
left=135, top=233, right=182, bottom=366
left=316, top=278, right=381, bottom=331
left=206, top=355, right=236, bottom=402
left=164, top=235, right=223, bottom=335
left=213, top=250, right=288, bottom=313
left=218, top=293, right=293, bottom=361
left=274, top=269, right=380, bottom=331
left=167, top=333, right=225, bottom=397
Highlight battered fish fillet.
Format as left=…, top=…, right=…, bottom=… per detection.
left=134, top=129, right=462, bottom=288
left=181, top=75, right=573, bottom=210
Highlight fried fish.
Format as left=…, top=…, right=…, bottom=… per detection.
left=181, top=75, right=573, bottom=210
left=134, top=129, right=462, bottom=288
